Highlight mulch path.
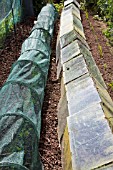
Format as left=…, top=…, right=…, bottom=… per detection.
left=81, top=10, right=113, bottom=100
left=39, top=20, right=62, bottom=170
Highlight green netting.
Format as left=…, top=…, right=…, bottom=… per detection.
left=0, top=3, right=57, bottom=170
left=0, top=0, right=21, bottom=44
left=0, top=0, right=12, bottom=21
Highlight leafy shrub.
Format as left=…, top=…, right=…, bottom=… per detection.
left=53, top=0, right=64, bottom=13
left=81, top=0, right=113, bottom=45
left=81, top=0, right=113, bottom=23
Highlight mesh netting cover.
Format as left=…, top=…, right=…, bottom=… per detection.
left=0, top=4, right=57, bottom=170
left=0, top=0, right=21, bottom=44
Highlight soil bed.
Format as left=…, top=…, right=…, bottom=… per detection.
left=81, top=10, right=113, bottom=100
left=0, top=17, right=35, bottom=87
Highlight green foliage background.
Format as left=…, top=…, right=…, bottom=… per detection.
left=81, top=0, right=113, bottom=44
left=83, top=0, right=113, bottom=24
left=98, top=0, right=113, bottom=22
left=33, top=0, right=64, bottom=14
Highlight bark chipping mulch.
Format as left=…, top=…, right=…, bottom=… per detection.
left=0, top=17, right=35, bottom=87
left=39, top=20, right=62, bottom=170
left=81, top=10, right=113, bottom=100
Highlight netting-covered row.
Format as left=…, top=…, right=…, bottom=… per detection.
left=0, top=0, right=21, bottom=44
left=0, top=4, right=57, bottom=170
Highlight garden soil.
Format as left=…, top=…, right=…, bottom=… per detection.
left=81, top=10, right=113, bottom=100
